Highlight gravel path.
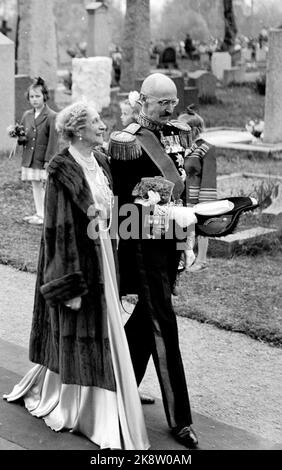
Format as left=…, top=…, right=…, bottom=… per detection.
left=1, top=264, right=281, bottom=445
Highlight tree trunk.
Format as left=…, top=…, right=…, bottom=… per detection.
left=120, top=0, right=150, bottom=92
left=221, top=0, right=237, bottom=52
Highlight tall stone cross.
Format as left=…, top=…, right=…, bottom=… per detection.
left=17, top=0, right=57, bottom=90
left=86, top=1, right=111, bottom=57
left=263, top=28, right=282, bottom=144
left=120, top=0, right=150, bottom=93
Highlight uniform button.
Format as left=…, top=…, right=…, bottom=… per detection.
left=31, top=147, right=34, bottom=150
left=33, top=138, right=35, bottom=140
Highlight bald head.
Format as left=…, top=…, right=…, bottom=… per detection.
left=140, top=73, right=178, bottom=124
left=141, top=73, right=177, bottom=98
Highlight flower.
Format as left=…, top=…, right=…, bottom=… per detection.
left=128, top=90, right=140, bottom=108
left=7, top=123, right=26, bottom=139
left=147, top=190, right=161, bottom=205
left=132, top=176, right=175, bottom=204
left=245, top=119, right=264, bottom=138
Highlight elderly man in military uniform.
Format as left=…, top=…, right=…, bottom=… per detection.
left=109, top=73, right=198, bottom=449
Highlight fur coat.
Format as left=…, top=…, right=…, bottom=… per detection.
left=29, top=147, right=116, bottom=390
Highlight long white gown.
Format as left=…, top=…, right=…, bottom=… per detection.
left=3, top=147, right=150, bottom=451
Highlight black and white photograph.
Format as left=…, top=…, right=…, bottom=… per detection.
left=0, top=0, right=281, bottom=462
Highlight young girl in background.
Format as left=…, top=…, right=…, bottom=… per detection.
left=179, top=106, right=217, bottom=272
left=18, top=77, right=58, bottom=225
left=119, top=91, right=141, bottom=127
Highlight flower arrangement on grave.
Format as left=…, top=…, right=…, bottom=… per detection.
left=245, top=119, right=264, bottom=139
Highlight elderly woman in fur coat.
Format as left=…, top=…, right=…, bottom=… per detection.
left=4, top=102, right=149, bottom=451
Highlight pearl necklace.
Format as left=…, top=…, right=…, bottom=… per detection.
left=76, top=152, right=97, bottom=171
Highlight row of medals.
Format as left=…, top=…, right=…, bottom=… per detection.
left=145, top=131, right=187, bottom=237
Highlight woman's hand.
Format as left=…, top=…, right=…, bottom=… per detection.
left=64, top=297, right=82, bottom=310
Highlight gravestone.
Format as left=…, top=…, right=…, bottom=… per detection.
left=184, top=86, right=199, bottom=108
left=86, top=2, right=111, bottom=57
left=231, top=49, right=241, bottom=66
left=15, top=75, right=33, bottom=123
left=261, top=183, right=282, bottom=226
left=263, top=29, right=282, bottom=144
left=188, top=70, right=217, bottom=102
left=17, top=0, right=57, bottom=90
left=72, top=57, right=112, bottom=112
left=255, top=44, right=267, bottom=63
left=223, top=65, right=246, bottom=86
left=0, top=33, right=14, bottom=152
left=211, top=52, right=231, bottom=80
left=208, top=227, right=279, bottom=258
left=158, top=46, right=178, bottom=69
left=199, top=51, right=210, bottom=69
left=241, top=48, right=252, bottom=63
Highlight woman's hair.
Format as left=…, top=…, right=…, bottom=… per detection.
left=55, top=101, right=90, bottom=140
left=26, top=76, right=49, bottom=102
left=178, top=105, right=205, bottom=133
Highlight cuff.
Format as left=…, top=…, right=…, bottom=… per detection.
left=40, top=271, right=88, bottom=306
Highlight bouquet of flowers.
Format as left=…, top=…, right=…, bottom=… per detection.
left=245, top=119, right=264, bottom=139
left=7, top=123, right=27, bottom=139
left=7, top=123, right=27, bottom=159
left=132, top=176, right=175, bottom=205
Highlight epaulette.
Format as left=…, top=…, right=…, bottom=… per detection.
left=167, top=119, right=193, bottom=148
left=108, top=123, right=142, bottom=160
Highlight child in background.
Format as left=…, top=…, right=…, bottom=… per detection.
left=119, top=91, right=141, bottom=127
left=179, top=106, right=217, bottom=272
left=18, top=77, right=58, bottom=225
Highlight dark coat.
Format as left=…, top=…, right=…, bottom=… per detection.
left=19, top=104, right=58, bottom=169
left=29, top=147, right=116, bottom=389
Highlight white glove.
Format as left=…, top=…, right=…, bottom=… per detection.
left=64, top=297, right=82, bottom=310
left=168, top=206, right=197, bottom=228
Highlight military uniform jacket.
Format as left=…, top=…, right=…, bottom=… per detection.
left=20, top=104, right=58, bottom=169
left=109, top=120, right=191, bottom=210
left=108, top=120, right=191, bottom=295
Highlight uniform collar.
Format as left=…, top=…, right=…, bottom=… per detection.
left=137, top=111, right=164, bottom=131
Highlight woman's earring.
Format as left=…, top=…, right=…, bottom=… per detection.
left=78, top=134, right=82, bottom=141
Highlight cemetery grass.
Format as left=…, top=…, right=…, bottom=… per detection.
left=1, top=85, right=282, bottom=347
left=1, top=153, right=282, bottom=348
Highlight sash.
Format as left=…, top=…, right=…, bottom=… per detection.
left=131, top=127, right=185, bottom=200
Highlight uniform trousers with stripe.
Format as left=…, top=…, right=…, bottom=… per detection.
left=124, top=238, right=193, bottom=429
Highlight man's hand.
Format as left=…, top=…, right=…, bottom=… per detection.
left=64, top=297, right=82, bottom=310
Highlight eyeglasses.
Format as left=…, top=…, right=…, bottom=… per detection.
left=146, top=95, right=179, bottom=108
